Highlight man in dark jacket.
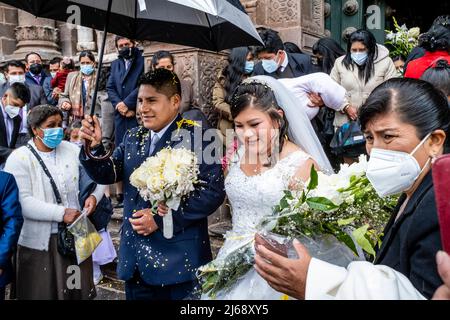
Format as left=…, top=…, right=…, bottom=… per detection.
left=107, top=37, right=144, bottom=208
left=0, top=171, right=23, bottom=300
left=252, top=28, right=318, bottom=78
left=24, top=52, right=49, bottom=87
left=0, top=82, right=31, bottom=168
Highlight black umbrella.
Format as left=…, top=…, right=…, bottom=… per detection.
left=3, top=0, right=262, bottom=159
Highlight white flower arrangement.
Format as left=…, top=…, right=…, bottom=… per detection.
left=130, top=147, right=199, bottom=238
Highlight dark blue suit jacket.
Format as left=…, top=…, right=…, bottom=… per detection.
left=25, top=71, right=48, bottom=87
left=107, top=50, right=144, bottom=146
left=253, top=52, right=316, bottom=78
left=79, top=114, right=225, bottom=285
left=0, top=171, right=23, bottom=287
left=42, top=77, right=58, bottom=106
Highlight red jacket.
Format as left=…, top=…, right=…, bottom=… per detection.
left=405, top=50, right=450, bottom=79
left=51, top=69, right=73, bottom=91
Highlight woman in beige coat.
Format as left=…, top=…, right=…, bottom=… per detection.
left=330, top=29, right=398, bottom=163
left=212, top=47, right=254, bottom=146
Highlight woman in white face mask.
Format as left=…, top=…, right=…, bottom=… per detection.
left=330, top=29, right=398, bottom=165
left=253, top=78, right=450, bottom=300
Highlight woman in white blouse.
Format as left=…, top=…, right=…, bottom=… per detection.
left=4, top=105, right=104, bottom=300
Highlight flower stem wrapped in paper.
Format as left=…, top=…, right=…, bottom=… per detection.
left=67, top=209, right=103, bottom=265
left=198, top=155, right=397, bottom=298
left=130, top=147, right=200, bottom=239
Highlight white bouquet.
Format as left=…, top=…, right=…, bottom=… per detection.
left=130, top=147, right=200, bottom=239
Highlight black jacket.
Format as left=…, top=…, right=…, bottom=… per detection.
left=0, top=110, right=21, bottom=166
left=253, top=52, right=316, bottom=78
left=375, top=171, right=443, bottom=299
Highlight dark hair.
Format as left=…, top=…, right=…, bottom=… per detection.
left=115, top=36, right=134, bottom=48
left=79, top=50, right=96, bottom=63
left=151, top=50, right=175, bottom=70
left=254, top=28, right=284, bottom=55
left=61, top=57, right=75, bottom=70
left=27, top=105, right=63, bottom=137
left=284, top=42, right=303, bottom=54
left=419, top=15, right=450, bottom=52
left=231, top=81, right=289, bottom=153
left=222, top=47, right=251, bottom=104
left=342, top=29, right=378, bottom=84
left=420, top=59, right=450, bottom=96
left=312, top=37, right=346, bottom=74
left=49, top=57, right=62, bottom=65
left=6, top=82, right=30, bottom=104
left=138, top=68, right=181, bottom=99
left=25, top=52, right=42, bottom=63
left=392, top=55, right=406, bottom=63
left=359, top=78, right=450, bottom=151
left=6, top=60, right=26, bottom=73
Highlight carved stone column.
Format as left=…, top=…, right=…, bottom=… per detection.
left=241, top=0, right=326, bottom=53
left=0, top=3, right=18, bottom=60
left=77, top=26, right=96, bottom=53
left=11, top=10, right=60, bottom=61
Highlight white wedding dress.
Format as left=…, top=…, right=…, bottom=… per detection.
left=204, top=148, right=312, bottom=300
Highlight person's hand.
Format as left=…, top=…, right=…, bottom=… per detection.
left=0, top=269, right=3, bottom=276
left=344, top=105, right=358, bottom=121
left=254, top=238, right=311, bottom=300
left=307, top=93, right=324, bottom=108
left=61, top=101, right=72, bottom=111
left=433, top=251, right=450, bottom=300
left=83, top=195, right=97, bottom=216
left=129, top=209, right=159, bottom=236
left=52, top=88, right=61, bottom=99
left=116, top=102, right=128, bottom=116
left=63, top=208, right=81, bottom=224
left=80, top=114, right=103, bottom=148
left=156, top=202, right=169, bottom=217
left=125, top=110, right=136, bottom=118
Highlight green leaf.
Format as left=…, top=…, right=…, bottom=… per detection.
left=306, top=197, right=339, bottom=212
left=279, top=197, right=289, bottom=210
left=338, top=217, right=356, bottom=226
left=352, top=225, right=376, bottom=257
left=307, top=165, right=318, bottom=191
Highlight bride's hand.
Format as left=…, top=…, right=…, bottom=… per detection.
left=254, top=239, right=311, bottom=300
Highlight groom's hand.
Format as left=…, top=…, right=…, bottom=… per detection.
left=157, top=202, right=169, bottom=217
left=129, top=209, right=159, bottom=236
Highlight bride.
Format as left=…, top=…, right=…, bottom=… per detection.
left=201, top=75, right=334, bottom=300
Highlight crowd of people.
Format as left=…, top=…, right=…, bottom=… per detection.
left=0, top=14, right=449, bottom=301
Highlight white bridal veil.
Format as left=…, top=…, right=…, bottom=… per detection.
left=244, top=75, right=334, bottom=174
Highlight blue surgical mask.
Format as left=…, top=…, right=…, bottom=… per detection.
left=244, top=61, right=254, bottom=74
left=50, top=72, right=57, bottom=78
left=80, top=64, right=94, bottom=75
left=38, top=127, right=64, bottom=149
left=351, top=52, right=368, bottom=66
left=262, top=55, right=280, bottom=73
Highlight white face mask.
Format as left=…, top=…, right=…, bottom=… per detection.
left=366, top=133, right=432, bottom=197
left=4, top=101, right=20, bottom=118
left=9, top=74, right=26, bottom=84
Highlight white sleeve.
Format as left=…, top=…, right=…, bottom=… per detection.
left=305, top=258, right=427, bottom=300
left=89, top=184, right=107, bottom=205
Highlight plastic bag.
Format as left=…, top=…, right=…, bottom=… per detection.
left=67, top=209, right=103, bottom=265
left=257, top=231, right=363, bottom=267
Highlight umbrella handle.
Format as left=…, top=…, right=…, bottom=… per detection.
left=84, top=138, right=114, bottom=161
left=85, top=0, right=113, bottom=161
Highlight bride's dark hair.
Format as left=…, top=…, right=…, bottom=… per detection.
left=230, top=81, right=289, bottom=153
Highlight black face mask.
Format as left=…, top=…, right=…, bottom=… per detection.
left=118, top=47, right=135, bottom=59
left=29, top=63, right=43, bottom=75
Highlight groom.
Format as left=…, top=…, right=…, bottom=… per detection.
left=79, top=69, right=225, bottom=300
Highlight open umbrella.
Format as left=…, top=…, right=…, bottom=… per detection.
left=3, top=0, right=263, bottom=159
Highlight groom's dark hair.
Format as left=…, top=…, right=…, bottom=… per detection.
left=139, top=68, right=181, bottom=99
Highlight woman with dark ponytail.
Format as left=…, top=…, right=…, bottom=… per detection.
left=420, top=59, right=450, bottom=98
left=405, top=15, right=450, bottom=79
